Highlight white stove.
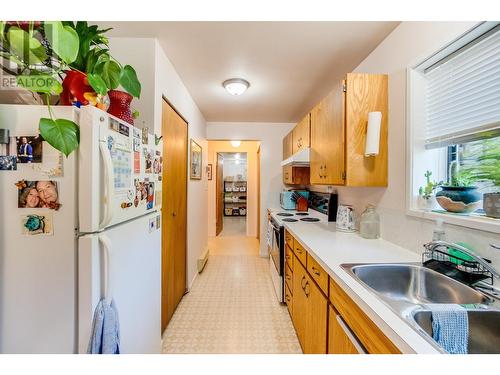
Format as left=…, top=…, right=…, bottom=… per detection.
left=269, top=208, right=327, bottom=227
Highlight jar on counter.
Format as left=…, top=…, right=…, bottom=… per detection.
left=359, top=205, right=380, bottom=239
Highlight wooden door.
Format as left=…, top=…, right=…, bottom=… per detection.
left=161, top=99, right=188, bottom=332
left=292, top=257, right=307, bottom=350
left=328, top=305, right=363, bottom=354
left=304, top=274, right=328, bottom=354
left=215, top=153, right=224, bottom=236
left=344, top=73, right=388, bottom=186
left=310, top=81, right=345, bottom=185
left=292, top=113, right=310, bottom=154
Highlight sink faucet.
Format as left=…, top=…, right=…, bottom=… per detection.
left=424, top=240, right=500, bottom=280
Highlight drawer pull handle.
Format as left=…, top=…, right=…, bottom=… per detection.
left=301, top=276, right=306, bottom=289
left=304, top=281, right=310, bottom=298
left=296, top=247, right=302, bottom=254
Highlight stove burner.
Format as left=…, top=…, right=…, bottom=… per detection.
left=277, top=212, right=293, bottom=217
left=282, top=218, right=298, bottom=222
left=300, top=217, right=320, bottom=222
left=295, top=212, right=309, bottom=216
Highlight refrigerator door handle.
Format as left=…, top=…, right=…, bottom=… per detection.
left=99, top=140, right=115, bottom=230
left=98, top=234, right=113, bottom=306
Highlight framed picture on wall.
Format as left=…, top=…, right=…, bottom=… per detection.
left=207, top=164, right=212, bottom=180
left=190, top=139, right=202, bottom=180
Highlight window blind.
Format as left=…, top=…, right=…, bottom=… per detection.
left=425, top=27, right=500, bottom=149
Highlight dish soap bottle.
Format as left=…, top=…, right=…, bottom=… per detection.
left=359, top=205, right=380, bottom=239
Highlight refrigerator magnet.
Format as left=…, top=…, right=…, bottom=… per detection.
left=141, top=127, right=149, bottom=144
left=21, top=213, right=54, bottom=236
left=17, top=180, right=61, bottom=210
left=15, top=135, right=43, bottom=164
left=0, top=155, right=17, bottom=170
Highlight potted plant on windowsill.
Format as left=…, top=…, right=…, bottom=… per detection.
left=459, top=139, right=500, bottom=219
left=435, top=161, right=482, bottom=214
left=418, top=170, right=439, bottom=211
left=0, top=21, right=141, bottom=156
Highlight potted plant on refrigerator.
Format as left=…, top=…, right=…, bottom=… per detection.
left=0, top=21, right=141, bottom=156
left=435, top=160, right=482, bottom=214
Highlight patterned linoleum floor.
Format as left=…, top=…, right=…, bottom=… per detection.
left=161, top=236, right=302, bottom=354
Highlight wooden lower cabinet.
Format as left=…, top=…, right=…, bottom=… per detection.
left=292, top=259, right=328, bottom=353
left=328, top=305, right=365, bottom=354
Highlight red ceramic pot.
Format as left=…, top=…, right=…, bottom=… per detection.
left=107, top=90, right=134, bottom=125
left=60, top=70, right=94, bottom=106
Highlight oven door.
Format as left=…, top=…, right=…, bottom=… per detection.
left=270, top=223, right=282, bottom=275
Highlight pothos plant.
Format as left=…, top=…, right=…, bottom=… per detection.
left=0, top=21, right=141, bottom=156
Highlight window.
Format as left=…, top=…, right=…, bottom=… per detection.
left=408, top=22, right=500, bottom=232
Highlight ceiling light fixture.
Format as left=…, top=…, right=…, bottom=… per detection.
left=230, top=140, right=241, bottom=148
left=223, top=78, right=250, bottom=96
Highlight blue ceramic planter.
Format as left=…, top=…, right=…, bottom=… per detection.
left=436, top=186, right=482, bottom=213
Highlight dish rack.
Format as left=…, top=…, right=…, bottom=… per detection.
left=422, top=243, right=494, bottom=286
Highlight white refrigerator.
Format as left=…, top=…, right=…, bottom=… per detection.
left=0, top=104, right=162, bottom=353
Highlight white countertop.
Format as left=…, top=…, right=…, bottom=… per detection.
left=278, top=213, right=441, bottom=353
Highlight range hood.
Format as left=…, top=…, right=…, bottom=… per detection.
left=281, top=148, right=310, bottom=167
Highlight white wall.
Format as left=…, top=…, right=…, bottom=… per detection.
left=107, top=38, right=156, bottom=131
left=223, top=159, right=247, bottom=180
left=322, top=22, right=500, bottom=270
left=207, top=122, right=294, bottom=256
left=153, top=40, right=208, bottom=290
left=109, top=37, right=208, bottom=290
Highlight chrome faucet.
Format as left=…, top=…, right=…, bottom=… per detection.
left=424, top=240, right=500, bottom=280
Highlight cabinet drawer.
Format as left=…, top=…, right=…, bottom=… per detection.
left=293, top=240, right=307, bottom=267
left=284, top=229, right=294, bottom=249
left=285, top=262, right=293, bottom=292
left=307, top=253, right=329, bottom=295
left=285, top=283, right=293, bottom=316
left=285, top=244, right=294, bottom=271
left=329, top=278, right=400, bottom=354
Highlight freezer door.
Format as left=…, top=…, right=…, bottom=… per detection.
left=78, top=107, right=161, bottom=233
left=0, top=104, right=78, bottom=353
left=78, top=212, right=162, bottom=354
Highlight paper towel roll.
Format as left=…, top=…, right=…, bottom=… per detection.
left=365, top=111, right=382, bottom=156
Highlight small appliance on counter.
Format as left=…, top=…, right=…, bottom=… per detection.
left=280, top=190, right=309, bottom=210
left=336, top=204, right=356, bottom=232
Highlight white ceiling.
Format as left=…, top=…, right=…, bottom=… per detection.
left=102, top=22, right=399, bottom=123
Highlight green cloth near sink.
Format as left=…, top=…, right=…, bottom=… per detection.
left=430, top=304, right=468, bottom=354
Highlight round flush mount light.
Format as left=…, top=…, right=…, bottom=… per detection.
left=223, top=78, right=250, bottom=96
left=230, top=140, right=241, bottom=148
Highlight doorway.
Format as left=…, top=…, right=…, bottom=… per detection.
left=219, top=152, right=248, bottom=237
left=161, top=99, right=188, bottom=333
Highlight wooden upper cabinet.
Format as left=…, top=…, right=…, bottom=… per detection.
left=310, top=73, right=388, bottom=186
left=310, top=81, right=345, bottom=185
left=283, top=131, right=293, bottom=159
left=292, top=113, right=310, bottom=154
left=344, top=73, right=388, bottom=186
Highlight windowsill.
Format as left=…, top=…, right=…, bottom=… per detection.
left=406, top=208, right=500, bottom=234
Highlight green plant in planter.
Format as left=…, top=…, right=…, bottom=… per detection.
left=0, top=21, right=141, bottom=156
left=418, top=170, right=439, bottom=199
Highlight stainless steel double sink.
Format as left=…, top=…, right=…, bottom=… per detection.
left=341, top=263, right=500, bottom=353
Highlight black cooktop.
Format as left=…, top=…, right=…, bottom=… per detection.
left=277, top=212, right=294, bottom=217
left=282, top=218, right=298, bottom=222
left=300, top=217, right=320, bottom=222
left=295, top=212, right=309, bottom=216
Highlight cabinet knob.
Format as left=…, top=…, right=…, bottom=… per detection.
left=311, top=266, right=320, bottom=276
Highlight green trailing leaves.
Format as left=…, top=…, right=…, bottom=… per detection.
left=44, top=21, right=79, bottom=64
left=17, top=74, right=62, bottom=95
left=119, top=65, right=141, bottom=98
left=97, top=60, right=121, bottom=90
left=39, top=117, right=80, bottom=157
left=7, top=26, right=47, bottom=65
left=87, top=73, right=108, bottom=95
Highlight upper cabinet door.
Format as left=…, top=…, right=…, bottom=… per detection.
left=344, top=73, right=388, bottom=187
left=283, top=131, right=293, bottom=160
left=310, top=81, right=345, bottom=185
left=292, top=114, right=310, bottom=154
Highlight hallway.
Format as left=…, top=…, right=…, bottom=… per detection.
left=161, top=236, right=301, bottom=353
left=219, top=216, right=246, bottom=236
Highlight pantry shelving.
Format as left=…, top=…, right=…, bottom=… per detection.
left=224, top=180, right=247, bottom=216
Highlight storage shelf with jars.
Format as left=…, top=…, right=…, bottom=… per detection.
left=224, top=180, right=247, bottom=216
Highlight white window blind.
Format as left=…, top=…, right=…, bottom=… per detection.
left=425, top=26, right=500, bottom=149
